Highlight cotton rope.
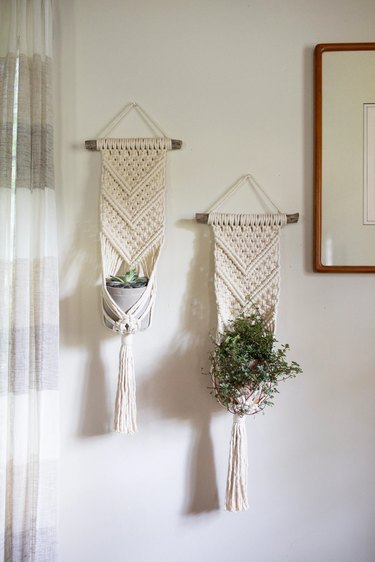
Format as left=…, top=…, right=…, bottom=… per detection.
left=98, top=101, right=169, bottom=140
left=207, top=175, right=287, bottom=511
left=98, top=134, right=171, bottom=433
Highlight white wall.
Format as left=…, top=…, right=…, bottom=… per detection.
left=55, top=1, right=375, bottom=561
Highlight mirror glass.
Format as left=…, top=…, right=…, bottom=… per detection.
left=315, top=43, right=375, bottom=271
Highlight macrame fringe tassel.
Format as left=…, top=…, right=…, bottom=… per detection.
left=225, top=414, right=249, bottom=512
left=114, top=334, right=137, bottom=434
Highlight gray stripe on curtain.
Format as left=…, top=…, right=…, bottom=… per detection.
left=0, top=54, right=54, bottom=191
left=0, top=256, right=59, bottom=395
left=13, top=124, right=54, bottom=190
left=1, top=460, right=58, bottom=562
left=2, top=527, right=57, bottom=562
left=0, top=53, right=16, bottom=190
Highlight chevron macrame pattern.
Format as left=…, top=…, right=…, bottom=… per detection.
left=208, top=212, right=287, bottom=334
left=98, top=138, right=171, bottom=271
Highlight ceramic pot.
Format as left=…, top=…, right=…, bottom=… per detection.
left=104, top=286, right=151, bottom=331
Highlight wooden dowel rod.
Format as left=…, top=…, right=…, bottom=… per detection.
left=84, top=139, right=182, bottom=150
left=195, top=212, right=299, bottom=224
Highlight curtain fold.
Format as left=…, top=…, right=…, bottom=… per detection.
left=0, top=1, right=58, bottom=561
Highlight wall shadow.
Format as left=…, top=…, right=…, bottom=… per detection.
left=55, top=0, right=114, bottom=439
left=59, top=152, right=114, bottom=437
left=138, top=220, right=222, bottom=514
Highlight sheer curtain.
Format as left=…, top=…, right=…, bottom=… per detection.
left=0, top=1, right=58, bottom=560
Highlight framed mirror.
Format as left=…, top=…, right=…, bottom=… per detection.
left=314, top=43, right=375, bottom=272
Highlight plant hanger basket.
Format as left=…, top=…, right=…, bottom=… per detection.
left=86, top=102, right=182, bottom=434
left=198, top=174, right=301, bottom=511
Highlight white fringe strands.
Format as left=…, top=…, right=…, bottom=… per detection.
left=225, top=415, right=249, bottom=512
left=115, top=334, right=137, bottom=434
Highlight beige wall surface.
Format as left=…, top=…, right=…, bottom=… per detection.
left=55, top=1, right=375, bottom=561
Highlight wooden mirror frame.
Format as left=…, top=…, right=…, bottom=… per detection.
left=314, top=42, right=375, bottom=272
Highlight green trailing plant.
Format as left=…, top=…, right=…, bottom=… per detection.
left=106, top=269, right=148, bottom=289
left=209, top=307, right=302, bottom=416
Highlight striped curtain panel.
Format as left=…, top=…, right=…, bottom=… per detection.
left=0, top=1, right=58, bottom=561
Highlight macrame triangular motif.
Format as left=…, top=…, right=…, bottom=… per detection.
left=209, top=212, right=286, bottom=332
left=101, top=143, right=167, bottom=267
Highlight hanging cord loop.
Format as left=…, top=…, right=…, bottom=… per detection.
left=207, top=174, right=283, bottom=215
left=97, top=101, right=169, bottom=139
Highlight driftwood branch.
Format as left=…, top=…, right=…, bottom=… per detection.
left=195, top=212, right=299, bottom=224
left=84, top=139, right=182, bottom=151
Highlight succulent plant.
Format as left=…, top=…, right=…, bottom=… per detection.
left=106, top=269, right=148, bottom=288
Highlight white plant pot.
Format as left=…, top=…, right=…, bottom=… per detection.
left=104, top=286, right=151, bottom=331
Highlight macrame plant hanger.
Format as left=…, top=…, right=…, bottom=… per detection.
left=86, top=102, right=182, bottom=434
left=196, top=174, right=299, bottom=511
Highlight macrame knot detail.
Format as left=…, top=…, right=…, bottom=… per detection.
left=233, top=414, right=246, bottom=425
left=97, top=137, right=172, bottom=152
left=113, top=315, right=140, bottom=335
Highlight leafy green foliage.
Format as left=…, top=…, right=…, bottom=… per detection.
left=106, top=269, right=148, bottom=288
left=209, top=308, right=302, bottom=416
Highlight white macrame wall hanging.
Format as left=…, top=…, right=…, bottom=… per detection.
left=86, top=102, right=181, bottom=434
left=196, top=175, right=299, bottom=511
